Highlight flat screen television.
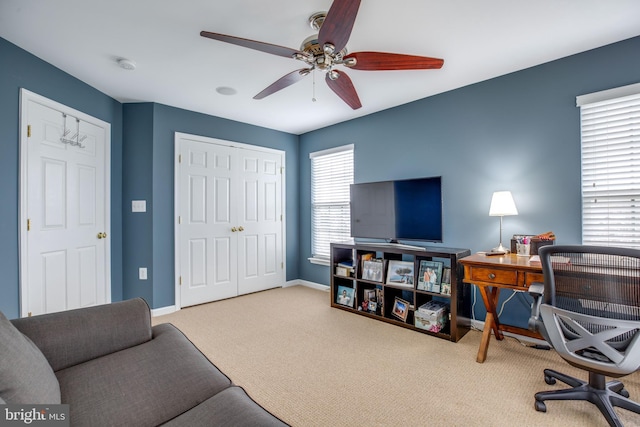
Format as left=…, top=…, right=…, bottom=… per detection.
left=350, top=176, right=443, bottom=243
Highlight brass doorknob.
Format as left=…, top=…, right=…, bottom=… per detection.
left=238, top=226, right=244, bottom=232
left=97, top=232, right=107, bottom=239
left=231, top=227, right=238, bottom=232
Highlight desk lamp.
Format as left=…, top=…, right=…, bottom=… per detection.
left=489, top=191, right=518, bottom=253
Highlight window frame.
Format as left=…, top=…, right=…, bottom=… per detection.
left=578, top=82, right=640, bottom=248
left=309, top=144, right=354, bottom=265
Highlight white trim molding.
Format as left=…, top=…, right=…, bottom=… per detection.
left=284, top=279, right=329, bottom=291
left=576, top=81, right=640, bottom=106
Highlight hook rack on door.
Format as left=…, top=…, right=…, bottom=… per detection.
left=60, top=113, right=87, bottom=148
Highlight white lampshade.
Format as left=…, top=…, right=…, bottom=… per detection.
left=489, top=191, right=518, bottom=217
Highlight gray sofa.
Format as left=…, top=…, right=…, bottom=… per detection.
left=0, top=298, right=287, bottom=426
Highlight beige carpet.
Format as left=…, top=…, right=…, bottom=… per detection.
left=154, top=286, right=640, bottom=427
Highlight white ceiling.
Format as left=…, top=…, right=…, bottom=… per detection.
left=1, top=1, right=639, bottom=135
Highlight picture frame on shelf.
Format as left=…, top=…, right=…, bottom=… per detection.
left=362, top=259, right=384, bottom=282
left=386, top=260, right=414, bottom=287
left=441, top=283, right=451, bottom=296
left=376, top=288, right=384, bottom=313
left=368, top=301, right=378, bottom=314
left=440, top=268, right=451, bottom=295
left=392, top=297, right=410, bottom=322
left=336, top=285, right=355, bottom=308
left=363, top=288, right=376, bottom=302
left=417, top=260, right=444, bottom=292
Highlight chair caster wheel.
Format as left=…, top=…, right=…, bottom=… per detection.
left=544, top=375, right=556, bottom=385
left=535, top=400, right=547, bottom=412
left=618, top=388, right=630, bottom=398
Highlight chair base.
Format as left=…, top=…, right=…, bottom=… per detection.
left=535, top=369, right=640, bottom=427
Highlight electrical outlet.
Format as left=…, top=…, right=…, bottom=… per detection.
left=139, top=267, right=147, bottom=280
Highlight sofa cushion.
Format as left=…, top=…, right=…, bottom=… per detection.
left=162, top=386, right=288, bottom=427
left=0, top=311, right=61, bottom=404
left=12, top=298, right=152, bottom=371
left=56, top=323, right=232, bottom=426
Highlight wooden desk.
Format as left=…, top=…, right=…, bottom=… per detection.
left=459, top=253, right=544, bottom=363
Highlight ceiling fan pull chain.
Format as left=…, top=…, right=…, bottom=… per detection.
left=312, top=69, right=317, bottom=102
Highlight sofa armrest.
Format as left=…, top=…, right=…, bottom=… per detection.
left=11, top=298, right=152, bottom=372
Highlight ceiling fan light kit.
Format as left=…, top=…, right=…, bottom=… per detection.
left=200, top=0, right=443, bottom=109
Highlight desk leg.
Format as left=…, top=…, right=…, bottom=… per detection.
left=476, top=286, right=504, bottom=363
left=477, top=312, right=494, bottom=363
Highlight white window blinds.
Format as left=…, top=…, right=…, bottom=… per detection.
left=579, top=84, right=640, bottom=248
left=310, top=144, right=354, bottom=260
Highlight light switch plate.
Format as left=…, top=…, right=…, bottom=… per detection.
left=139, top=267, right=147, bottom=280
left=132, top=200, right=146, bottom=212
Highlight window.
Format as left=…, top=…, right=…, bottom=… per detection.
left=578, top=83, right=640, bottom=248
left=309, top=144, right=354, bottom=263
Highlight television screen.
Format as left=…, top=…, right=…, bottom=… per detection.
left=350, top=176, right=443, bottom=243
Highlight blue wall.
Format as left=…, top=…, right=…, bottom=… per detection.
left=121, top=103, right=299, bottom=309
left=0, top=37, right=123, bottom=319
left=298, top=36, right=640, bottom=327
left=2, top=33, right=639, bottom=325
left=0, top=36, right=298, bottom=316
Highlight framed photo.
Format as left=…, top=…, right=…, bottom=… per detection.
left=362, top=259, right=384, bottom=282
left=441, top=283, right=451, bottom=296
left=363, top=288, right=376, bottom=302
left=376, top=288, right=384, bottom=312
left=368, top=301, right=378, bottom=313
left=336, top=285, right=355, bottom=308
left=386, top=260, right=414, bottom=288
left=417, top=260, right=444, bottom=292
left=392, top=297, right=410, bottom=322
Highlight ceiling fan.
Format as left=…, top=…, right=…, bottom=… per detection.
left=201, top=0, right=444, bottom=110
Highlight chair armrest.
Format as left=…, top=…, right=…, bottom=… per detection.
left=11, top=298, right=152, bottom=371
left=528, top=282, right=545, bottom=332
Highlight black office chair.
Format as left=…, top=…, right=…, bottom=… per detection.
left=529, top=245, right=640, bottom=427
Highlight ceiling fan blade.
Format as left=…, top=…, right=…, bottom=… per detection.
left=200, top=31, right=302, bottom=59
left=325, top=70, right=362, bottom=110
left=344, top=52, right=444, bottom=71
left=254, top=69, right=311, bottom=100
left=318, top=0, right=361, bottom=53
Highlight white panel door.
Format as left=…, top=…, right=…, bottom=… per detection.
left=176, top=134, right=284, bottom=308
left=237, top=149, right=283, bottom=295
left=21, top=93, right=110, bottom=316
left=179, top=140, right=238, bottom=306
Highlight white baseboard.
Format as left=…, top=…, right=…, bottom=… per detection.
left=284, top=279, right=329, bottom=291
left=152, top=281, right=329, bottom=316
left=151, top=305, right=178, bottom=317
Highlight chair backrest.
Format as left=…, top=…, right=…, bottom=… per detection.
left=538, top=245, right=640, bottom=376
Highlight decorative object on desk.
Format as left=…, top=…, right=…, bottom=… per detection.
left=515, top=236, right=531, bottom=257
left=336, top=285, right=355, bottom=308
left=386, top=260, right=414, bottom=287
left=511, top=232, right=556, bottom=255
left=391, top=297, right=410, bottom=322
left=362, top=259, right=384, bottom=282
left=489, top=190, right=518, bottom=253
left=417, top=260, right=443, bottom=292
